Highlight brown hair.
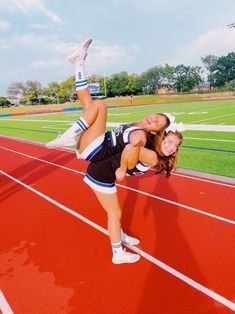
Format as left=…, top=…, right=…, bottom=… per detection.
left=131, top=112, right=171, bottom=133
left=146, top=131, right=183, bottom=177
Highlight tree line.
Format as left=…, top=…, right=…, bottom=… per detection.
left=5, top=51, right=235, bottom=105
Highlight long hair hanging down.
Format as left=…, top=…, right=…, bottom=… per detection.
left=146, top=131, right=183, bottom=177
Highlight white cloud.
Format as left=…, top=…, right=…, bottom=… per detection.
left=0, top=0, right=42, bottom=12
left=31, top=60, right=63, bottom=68
left=0, top=0, right=62, bottom=24
left=16, top=0, right=42, bottom=12
left=29, top=23, right=51, bottom=30
left=78, top=41, right=140, bottom=74
left=0, top=20, right=11, bottom=31
left=44, top=10, right=62, bottom=24
left=169, top=27, right=235, bottom=66
left=0, top=44, right=12, bottom=51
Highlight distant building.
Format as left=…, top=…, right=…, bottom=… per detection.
left=7, top=95, right=20, bottom=106
left=157, top=86, right=176, bottom=95
left=193, top=82, right=211, bottom=92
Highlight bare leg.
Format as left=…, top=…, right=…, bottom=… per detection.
left=93, top=190, right=122, bottom=243
left=93, top=190, right=140, bottom=264
left=46, top=38, right=105, bottom=148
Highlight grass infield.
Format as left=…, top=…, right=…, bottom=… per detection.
left=1, top=99, right=235, bottom=178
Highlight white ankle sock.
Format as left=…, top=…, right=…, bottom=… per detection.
left=112, top=241, right=123, bottom=256
left=121, top=228, right=127, bottom=242
left=74, top=59, right=89, bottom=91
left=63, top=117, right=89, bottom=138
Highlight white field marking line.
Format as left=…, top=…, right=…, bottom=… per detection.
left=0, top=290, right=14, bottom=314
left=188, top=111, right=208, bottom=115
left=184, top=137, right=235, bottom=143
left=0, top=134, right=234, bottom=189
left=190, top=113, right=235, bottom=124
left=0, top=170, right=235, bottom=312
left=42, top=126, right=71, bottom=130
left=108, top=113, right=130, bottom=116
left=0, top=145, right=235, bottom=225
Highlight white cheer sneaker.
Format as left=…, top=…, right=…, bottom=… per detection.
left=123, top=234, right=140, bottom=246
left=112, top=250, right=140, bottom=265
left=46, top=134, right=77, bottom=148
left=68, top=38, right=93, bottom=65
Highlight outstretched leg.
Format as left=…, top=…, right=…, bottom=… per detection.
left=46, top=38, right=107, bottom=149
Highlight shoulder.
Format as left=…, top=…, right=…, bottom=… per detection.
left=129, top=129, right=147, bottom=145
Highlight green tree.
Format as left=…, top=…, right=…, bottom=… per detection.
left=7, top=80, right=43, bottom=104
left=0, top=97, right=11, bottom=107
left=209, top=52, right=235, bottom=87
left=127, top=73, right=142, bottom=95
left=201, top=55, right=219, bottom=88
left=174, top=65, right=203, bottom=92
left=107, top=72, right=129, bottom=97
left=26, top=80, right=43, bottom=103
left=58, top=76, right=75, bottom=103
left=161, top=64, right=175, bottom=87
left=140, top=66, right=163, bottom=94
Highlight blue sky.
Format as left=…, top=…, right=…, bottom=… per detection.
left=0, top=0, right=235, bottom=96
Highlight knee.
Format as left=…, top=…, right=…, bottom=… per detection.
left=93, top=99, right=107, bottom=111
left=125, top=144, right=133, bottom=151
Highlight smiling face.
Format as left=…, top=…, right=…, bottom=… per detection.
left=142, top=113, right=168, bottom=132
left=160, top=132, right=181, bottom=156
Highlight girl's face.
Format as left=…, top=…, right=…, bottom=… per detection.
left=142, top=113, right=167, bottom=132
left=160, top=133, right=181, bottom=156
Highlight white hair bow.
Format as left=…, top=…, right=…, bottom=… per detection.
left=163, top=112, right=175, bottom=124
left=166, top=122, right=185, bottom=133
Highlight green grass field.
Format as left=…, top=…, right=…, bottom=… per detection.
left=1, top=99, right=235, bottom=178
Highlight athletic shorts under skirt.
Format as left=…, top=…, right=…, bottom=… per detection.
left=84, top=154, right=121, bottom=194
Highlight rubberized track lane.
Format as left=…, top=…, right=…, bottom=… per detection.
left=0, top=173, right=234, bottom=314
left=1, top=137, right=234, bottom=220
left=0, top=136, right=235, bottom=313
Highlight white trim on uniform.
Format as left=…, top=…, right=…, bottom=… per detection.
left=83, top=174, right=117, bottom=194
left=136, top=162, right=151, bottom=172
left=110, top=130, right=117, bottom=146
left=76, top=133, right=105, bottom=160
left=123, top=126, right=141, bottom=143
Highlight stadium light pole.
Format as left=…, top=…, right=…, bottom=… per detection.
left=103, top=72, right=107, bottom=97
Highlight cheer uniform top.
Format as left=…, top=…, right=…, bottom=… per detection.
left=76, top=123, right=144, bottom=162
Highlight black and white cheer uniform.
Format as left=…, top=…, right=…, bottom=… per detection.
left=76, top=123, right=152, bottom=193
left=76, top=123, right=144, bottom=162
left=84, top=153, right=151, bottom=194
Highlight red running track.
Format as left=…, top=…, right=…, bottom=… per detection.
left=0, top=136, right=235, bottom=314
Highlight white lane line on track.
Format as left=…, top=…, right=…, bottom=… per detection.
left=0, top=145, right=234, bottom=225
left=0, top=170, right=234, bottom=312
left=1, top=134, right=234, bottom=188
left=0, top=290, right=14, bottom=314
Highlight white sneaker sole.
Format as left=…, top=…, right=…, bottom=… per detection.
left=122, top=235, right=140, bottom=246
left=68, top=38, right=93, bottom=63
left=112, top=253, right=140, bottom=264
left=123, top=238, right=140, bottom=246
left=46, top=138, right=76, bottom=149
